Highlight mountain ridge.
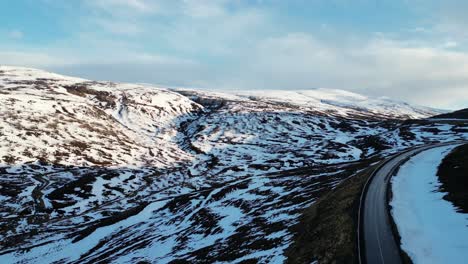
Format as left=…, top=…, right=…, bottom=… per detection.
left=431, top=108, right=468, bottom=119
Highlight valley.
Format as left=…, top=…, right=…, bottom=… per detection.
left=0, top=66, right=467, bottom=263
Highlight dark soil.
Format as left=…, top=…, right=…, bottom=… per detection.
left=351, top=134, right=392, bottom=153
left=437, top=143, right=468, bottom=213
left=64, top=83, right=116, bottom=108
left=285, top=162, right=379, bottom=264
left=432, top=108, right=468, bottom=119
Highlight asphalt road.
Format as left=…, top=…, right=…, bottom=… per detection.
left=360, top=142, right=466, bottom=264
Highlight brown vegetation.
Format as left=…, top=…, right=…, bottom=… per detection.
left=437, top=143, right=468, bottom=213
left=64, top=84, right=116, bottom=108
left=285, top=164, right=378, bottom=264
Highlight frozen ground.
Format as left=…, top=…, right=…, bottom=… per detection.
left=390, top=145, right=468, bottom=264
left=0, top=66, right=467, bottom=263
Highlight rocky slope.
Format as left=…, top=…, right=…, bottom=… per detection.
left=0, top=66, right=466, bottom=263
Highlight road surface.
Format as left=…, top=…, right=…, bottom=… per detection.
left=360, top=142, right=466, bottom=264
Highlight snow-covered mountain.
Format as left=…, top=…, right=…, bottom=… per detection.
left=203, top=89, right=441, bottom=119
left=0, top=66, right=202, bottom=168
left=175, top=87, right=443, bottom=119
left=0, top=66, right=466, bottom=263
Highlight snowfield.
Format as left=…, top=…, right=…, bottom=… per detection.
left=0, top=66, right=467, bottom=263
left=390, top=145, right=468, bottom=264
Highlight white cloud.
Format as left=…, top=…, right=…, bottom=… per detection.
left=182, top=0, right=228, bottom=18
left=8, top=30, right=24, bottom=39
left=443, top=41, right=458, bottom=48
left=0, top=51, right=72, bottom=67
left=88, top=0, right=155, bottom=14
left=129, top=53, right=197, bottom=65
left=93, top=18, right=144, bottom=35
left=227, top=33, right=468, bottom=109
left=156, top=4, right=269, bottom=55
left=80, top=0, right=158, bottom=35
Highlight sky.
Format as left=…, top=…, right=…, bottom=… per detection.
left=1, top=0, right=468, bottom=109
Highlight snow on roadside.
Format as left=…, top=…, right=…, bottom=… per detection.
left=390, top=145, right=468, bottom=264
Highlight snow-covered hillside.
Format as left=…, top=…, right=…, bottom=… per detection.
left=391, top=145, right=468, bottom=264
left=221, top=89, right=441, bottom=119
left=176, top=88, right=443, bottom=120
left=0, top=66, right=466, bottom=263
left=0, top=66, right=203, bottom=169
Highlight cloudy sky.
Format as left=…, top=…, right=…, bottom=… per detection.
left=1, top=0, right=468, bottom=109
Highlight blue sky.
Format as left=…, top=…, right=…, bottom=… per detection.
left=1, top=0, right=468, bottom=109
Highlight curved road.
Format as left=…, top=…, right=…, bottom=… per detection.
left=359, top=141, right=466, bottom=264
